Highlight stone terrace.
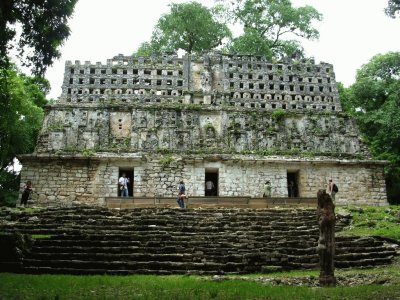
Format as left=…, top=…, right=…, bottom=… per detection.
left=0, top=206, right=398, bottom=275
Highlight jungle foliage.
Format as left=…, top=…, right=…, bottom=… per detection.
left=134, top=0, right=322, bottom=59
left=135, top=2, right=231, bottom=55
left=385, top=0, right=400, bottom=18
left=220, top=0, right=322, bottom=59
left=0, top=67, right=46, bottom=206
left=0, top=0, right=78, bottom=75
left=339, top=52, right=400, bottom=204
left=0, top=0, right=77, bottom=206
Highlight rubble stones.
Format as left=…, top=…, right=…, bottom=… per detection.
left=206, top=273, right=393, bottom=287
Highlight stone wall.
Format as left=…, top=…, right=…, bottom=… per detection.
left=20, top=155, right=387, bottom=206
left=37, top=107, right=368, bottom=158
left=61, top=52, right=339, bottom=112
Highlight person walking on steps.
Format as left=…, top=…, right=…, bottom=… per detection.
left=177, top=181, right=186, bottom=208
left=20, top=180, right=33, bottom=208
left=327, top=179, right=338, bottom=203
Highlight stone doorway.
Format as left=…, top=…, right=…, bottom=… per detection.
left=205, top=169, right=218, bottom=196
left=287, top=171, right=299, bottom=197
left=118, top=169, right=134, bottom=197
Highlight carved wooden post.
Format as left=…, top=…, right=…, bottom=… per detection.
left=316, top=189, right=336, bottom=286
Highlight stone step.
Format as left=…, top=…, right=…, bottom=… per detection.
left=28, top=252, right=206, bottom=262
left=30, top=242, right=396, bottom=260
left=284, top=261, right=318, bottom=269
left=30, top=228, right=318, bottom=238
left=286, top=251, right=396, bottom=264
left=22, top=259, right=254, bottom=274
left=336, top=251, right=396, bottom=261
left=21, top=266, right=236, bottom=275
left=287, top=254, right=319, bottom=264
left=0, top=226, right=320, bottom=237
left=27, top=252, right=259, bottom=265
left=336, top=239, right=385, bottom=248
left=336, top=246, right=395, bottom=254
left=31, top=241, right=312, bottom=254
left=105, top=197, right=317, bottom=209
left=335, top=257, right=393, bottom=268
left=26, top=206, right=316, bottom=215
left=30, top=239, right=320, bottom=252
left=5, top=213, right=319, bottom=223
left=2, top=213, right=319, bottom=221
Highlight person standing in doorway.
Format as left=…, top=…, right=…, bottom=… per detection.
left=205, top=180, right=215, bottom=196
left=288, top=181, right=296, bottom=197
left=118, top=173, right=129, bottom=197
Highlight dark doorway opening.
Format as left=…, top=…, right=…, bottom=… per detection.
left=287, top=171, right=299, bottom=197
left=205, top=169, right=218, bottom=196
left=118, top=169, right=134, bottom=197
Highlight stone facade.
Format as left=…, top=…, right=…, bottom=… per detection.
left=19, top=52, right=387, bottom=206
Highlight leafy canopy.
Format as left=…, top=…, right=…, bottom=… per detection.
left=0, top=0, right=78, bottom=75
left=144, top=1, right=231, bottom=54
left=0, top=66, right=46, bottom=206
left=220, top=0, right=322, bottom=58
left=135, top=0, right=320, bottom=60
left=135, top=42, right=159, bottom=57
left=0, top=67, right=45, bottom=170
left=385, top=0, right=400, bottom=18
left=0, top=0, right=77, bottom=205
left=342, top=52, right=400, bottom=203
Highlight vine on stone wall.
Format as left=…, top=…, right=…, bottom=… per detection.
left=159, top=156, right=174, bottom=168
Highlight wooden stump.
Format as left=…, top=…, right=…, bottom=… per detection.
left=317, top=189, right=336, bottom=286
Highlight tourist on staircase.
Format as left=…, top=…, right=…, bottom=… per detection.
left=20, top=180, right=33, bottom=208
left=177, top=181, right=186, bottom=208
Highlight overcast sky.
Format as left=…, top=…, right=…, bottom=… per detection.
left=43, top=0, right=400, bottom=99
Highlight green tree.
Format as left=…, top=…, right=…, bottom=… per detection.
left=0, top=0, right=77, bottom=206
left=0, top=0, right=78, bottom=75
left=134, top=42, right=161, bottom=56
left=220, top=0, right=322, bottom=59
left=385, top=0, right=400, bottom=18
left=337, top=82, right=354, bottom=114
left=0, top=67, right=45, bottom=206
left=343, top=52, right=400, bottom=204
left=149, top=2, right=231, bottom=54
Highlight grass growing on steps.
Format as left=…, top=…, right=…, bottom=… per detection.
left=31, top=234, right=52, bottom=239
left=0, top=264, right=399, bottom=300
left=337, top=205, right=400, bottom=240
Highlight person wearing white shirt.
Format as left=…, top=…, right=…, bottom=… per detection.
left=118, top=173, right=129, bottom=197
left=205, top=180, right=215, bottom=196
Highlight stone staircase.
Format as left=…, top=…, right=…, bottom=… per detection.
left=0, top=206, right=398, bottom=275
left=105, top=196, right=316, bottom=209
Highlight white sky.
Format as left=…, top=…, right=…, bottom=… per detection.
left=44, top=0, right=400, bottom=99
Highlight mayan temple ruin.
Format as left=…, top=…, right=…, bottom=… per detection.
left=18, top=52, right=388, bottom=206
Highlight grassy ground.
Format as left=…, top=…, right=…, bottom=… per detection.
left=0, top=264, right=399, bottom=300
left=0, top=205, right=399, bottom=299
left=337, top=205, right=400, bottom=240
